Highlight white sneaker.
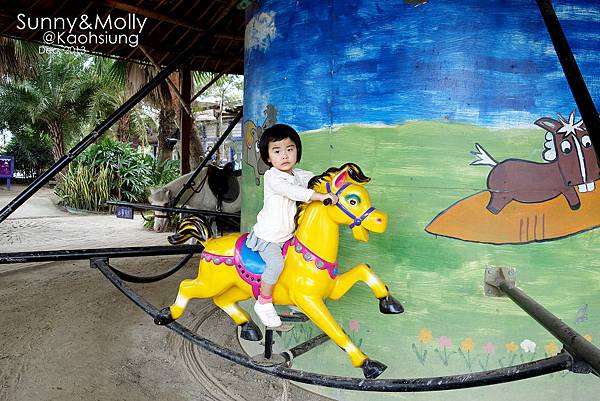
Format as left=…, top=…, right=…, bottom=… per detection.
left=254, top=301, right=282, bottom=327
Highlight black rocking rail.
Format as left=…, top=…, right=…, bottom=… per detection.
left=106, top=201, right=240, bottom=219
left=92, top=257, right=584, bottom=392
left=0, top=245, right=203, bottom=264
left=497, top=280, right=600, bottom=376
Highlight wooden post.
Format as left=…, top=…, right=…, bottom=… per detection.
left=180, top=68, right=192, bottom=175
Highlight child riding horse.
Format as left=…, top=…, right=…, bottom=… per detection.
left=155, top=163, right=403, bottom=379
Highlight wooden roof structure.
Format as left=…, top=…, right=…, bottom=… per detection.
left=0, top=0, right=246, bottom=74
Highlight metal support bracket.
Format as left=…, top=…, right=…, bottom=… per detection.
left=484, top=266, right=517, bottom=297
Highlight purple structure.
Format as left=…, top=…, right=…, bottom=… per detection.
left=0, top=156, right=14, bottom=190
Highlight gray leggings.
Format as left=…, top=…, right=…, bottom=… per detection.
left=246, top=230, right=285, bottom=285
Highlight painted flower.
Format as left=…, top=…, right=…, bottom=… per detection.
left=417, top=328, right=433, bottom=344
left=584, top=334, right=593, bottom=342
left=349, top=320, right=360, bottom=333
left=460, top=337, right=475, bottom=353
left=438, top=336, right=452, bottom=348
left=505, top=342, right=518, bottom=353
left=520, top=339, right=537, bottom=353
left=483, top=342, right=496, bottom=355
left=544, top=341, right=559, bottom=356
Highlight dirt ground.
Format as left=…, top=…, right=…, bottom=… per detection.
left=0, top=185, right=332, bottom=401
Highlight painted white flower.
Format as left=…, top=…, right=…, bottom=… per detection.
left=520, top=339, right=536, bottom=353
left=245, top=12, right=278, bottom=52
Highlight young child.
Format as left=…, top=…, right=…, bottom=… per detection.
left=247, top=123, right=338, bottom=327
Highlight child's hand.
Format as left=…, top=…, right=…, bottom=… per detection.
left=321, top=192, right=338, bottom=205
left=310, top=191, right=338, bottom=205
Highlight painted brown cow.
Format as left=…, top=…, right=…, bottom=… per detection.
left=471, top=111, right=600, bottom=214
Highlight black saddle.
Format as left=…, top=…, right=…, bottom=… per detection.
left=207, top=163, right=241, bottom=208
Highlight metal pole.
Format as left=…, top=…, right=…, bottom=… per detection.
left=105, top=200, right=240, bottom=218
left=0, top=245, right=203, bottom=264
left=264, top=329, right=274, bottom=359
left=0, top=6, right=237, bottom=224
left=498, top=280, right=600, bottom=376
left=171, top=109, right=242, bottom=207
left=180, top=68, right=192, bottom=174
left=536, top=0, right=600, bottom=157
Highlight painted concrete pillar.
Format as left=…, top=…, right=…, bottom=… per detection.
left=243, top=1, right=600, bottom=399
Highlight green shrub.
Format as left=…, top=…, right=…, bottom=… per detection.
left=55, top=163, right=111, bottom=211
left=55, top=137, right=180, bottom=211
left=3, top=128, right=53, bottom=179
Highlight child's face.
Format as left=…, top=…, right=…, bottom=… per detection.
left=267, top=137, right=298, bottom=174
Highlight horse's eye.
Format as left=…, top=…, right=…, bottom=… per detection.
left=561, top=140, right=572, bottom=154
left=346, top=195, right=361, bottom=206
left=582, top=135, right=592, bottom=148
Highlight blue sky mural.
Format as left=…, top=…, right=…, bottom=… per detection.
left=244, top=0, right=600, bottom=132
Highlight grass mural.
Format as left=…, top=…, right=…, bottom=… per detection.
left=241, top=121, right=600, bottom=400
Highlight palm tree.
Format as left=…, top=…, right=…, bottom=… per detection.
left=88, top=57, right=155, bottom=147
left=0, top=52, right=99, bottom=162
left=110, top=61, right=203, bottom=169
left=0, top=37, right=41, bottom=79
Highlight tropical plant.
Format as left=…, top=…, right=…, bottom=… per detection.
left=2, top=127, right=53, bottom=179
left=55, top=163, right=111, bottom=211
left=55, top=137, right=179, bottom=211
left=0, top=37, right=41, bottom=79
left=86, top=57, right=156, bottom=147
left=0, top=51, right=99, bottom=162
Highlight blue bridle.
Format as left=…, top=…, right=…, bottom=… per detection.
left=326, top=182, right=375, bottom=229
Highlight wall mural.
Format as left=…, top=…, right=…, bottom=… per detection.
left=242, top=104, right=276, bottom=185
left=426, top=111, right=600, bottom=244
left=242, top=1, right=600, bottom=400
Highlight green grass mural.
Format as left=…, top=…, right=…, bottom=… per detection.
left=241, top=121, right=600, bottom=400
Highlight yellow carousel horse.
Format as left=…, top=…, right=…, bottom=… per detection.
left=154, top=163, right=403, bottom=379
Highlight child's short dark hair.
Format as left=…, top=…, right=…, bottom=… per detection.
left=259, top=124, right=302, bottom=167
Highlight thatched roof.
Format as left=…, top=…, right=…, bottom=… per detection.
left=0, top=0, right=245, bottom=74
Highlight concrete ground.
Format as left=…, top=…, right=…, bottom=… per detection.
left=0, top=185, right=331, bottom=401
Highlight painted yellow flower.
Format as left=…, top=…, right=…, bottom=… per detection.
left=584, top=334, right=593, bottom=342
left=417, top=328, right=433, bottom=344
left=460, top=337, right=475, bottom=353
left=505, top=342, right=518, bottom=353
left=544, top=341, right=559, bottom=356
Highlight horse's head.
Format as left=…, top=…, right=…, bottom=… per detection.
left=310, top=163, right=388, bottom=242
left=148, top=187, right=170, bottom=232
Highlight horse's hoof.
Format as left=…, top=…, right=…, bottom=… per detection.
left=361, top=358, right=387, bottom=379
left=240, top=321, right=263, bottom=341
left=379, top=295, right=404, bottom=314
left=154, top=307, right=174, bottom=325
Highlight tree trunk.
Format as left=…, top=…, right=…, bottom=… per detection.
left=117, top=113, right=130, bottom=143
left=189, top=123, right=204, bottom=170
left=157, top=105, right=176, bottom=164
left=48, top=122, right=64, bottom=162
left=48, top=122, right=67, bottom=180
left=169, top=73, right=204, bottom=170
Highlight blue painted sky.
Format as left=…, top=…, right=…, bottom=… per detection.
left=244, top=0, right=600, bottom=131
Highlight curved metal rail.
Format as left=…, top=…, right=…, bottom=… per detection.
left=108, top=253, right=195, bottom=283
left=92, top=258, right=578, bottom=392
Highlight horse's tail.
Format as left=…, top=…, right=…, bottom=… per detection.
left=168, top=217, right=212, bottom=246
left=470, top=143, right=498, bottom=167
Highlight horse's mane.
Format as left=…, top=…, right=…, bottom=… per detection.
left=294, top=163, right=370, bottom=228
